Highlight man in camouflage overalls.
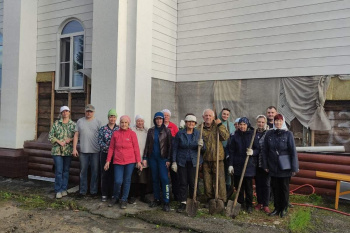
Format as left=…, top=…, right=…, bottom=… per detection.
left=199, top=109, right=230, bottom=204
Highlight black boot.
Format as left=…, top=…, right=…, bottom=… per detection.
left=268, top=209, right=280, bottom=216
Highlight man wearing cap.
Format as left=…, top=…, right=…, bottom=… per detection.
left=73, top=104, right=102, bottom=198
left=98, top=109, right=119, bottom=202
left=161, top=109, right=180, bottom=201
left=199, top=109, right=230, bottom=205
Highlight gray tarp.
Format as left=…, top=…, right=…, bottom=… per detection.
left=152, top=77, right=331, bottom=131
left=177, top=81, right=214, bottom=122
left=282, top=76, right=331, bottom=130
left=213, top=79, right=280, bottom=124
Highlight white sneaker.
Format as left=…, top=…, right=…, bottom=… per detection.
left=61, top=191, right=68, bottom=197
left=56, top=192, right=62, bottom=199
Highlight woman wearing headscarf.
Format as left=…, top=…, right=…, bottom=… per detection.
left=49, top=106, right=76, bottom=199
left=218, top=108, right=235, bottom=192
left=104, top=115, right=142, bottom=209
left=228, top=117, right=258, bottom=214
left=171, top=113, right=205, bottom=212
left=143, top=112, right=172, bottom=212
left=128, top=115, right=152, bottom=204
left=262, top=114, right=299, bottom=218
left=98, top=109, right=119, bottom=202
left=254, top=115, right=270, bottom=213
left=161, top=108, right=180, bottom=201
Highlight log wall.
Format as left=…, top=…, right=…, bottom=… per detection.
left=24, top=139, right=80, bottom=184
left=291, top=153, right=350, bottom=196
left=315, top=100, right=350, bottom=152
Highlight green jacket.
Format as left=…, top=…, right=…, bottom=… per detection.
left=199, top=121, right=229, bottom=161
left=49, top=119, right=76, bottom=156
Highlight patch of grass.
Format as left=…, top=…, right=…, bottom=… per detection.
left=290, top=193, right=323, bottom=206
left=288, top=207, right=312, bottom=233
left=0, top=191, right=83, bottom=211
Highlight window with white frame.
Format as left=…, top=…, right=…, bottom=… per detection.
left=57, top=20, right=84, bottom=90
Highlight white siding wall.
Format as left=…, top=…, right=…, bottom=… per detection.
left=152, top=0, right=177, bottom=82
left=0, top=0, right=3, bottom=34
left=37, top=0, right=93, bottom=72
left=177, top=0, right=350, bottom=82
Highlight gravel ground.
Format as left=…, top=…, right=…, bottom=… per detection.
left=1, top=177, right=349, bottom=233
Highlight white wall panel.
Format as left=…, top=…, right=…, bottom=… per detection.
left=153, top=0, right=177, bottom=82
left=177, top=0, right=350, bottom=81
left=37, top=0, right=93, bottom=72
left=0, top=0, right=3, bottom=34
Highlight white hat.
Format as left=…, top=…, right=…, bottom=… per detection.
left=161, top=109, right=171, bottom=116
left=60, top=106, right=70, bottom=113
left=234, top=118, right=240, bottom=123
left=185, top=115, right=197, bottom=122
left=135, top=114, right=144, bottom=122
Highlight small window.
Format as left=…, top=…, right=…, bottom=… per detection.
left=57, top=20, right=84, bottom=90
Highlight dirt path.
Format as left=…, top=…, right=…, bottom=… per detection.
left=0, top=202, right=179, bottom=233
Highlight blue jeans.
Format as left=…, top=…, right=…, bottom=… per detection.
left=79, top=153, right=99, bottom=195
left=52, top=155, right=72, bottom=193
left=149, top=155, right=169, bottom=203
left=113, top=163, right=135, bottom=201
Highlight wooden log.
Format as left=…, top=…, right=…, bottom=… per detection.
left=28, top=156, right=53, bottom=165
left=299, top=161, right=350, bottom=174
left=298, top=153, right=350, bottom=165
left=291, top=177, right=335, bottom=190
left=24, top=148, right=51, bottom=157
left=28, top=163, right=80, bottom=176
left=24, top=141, right=52, bottom=150
left=295, top=169, right=316, bottom=179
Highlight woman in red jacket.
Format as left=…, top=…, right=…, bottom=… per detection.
left=104, top=115, right=142, bottom=209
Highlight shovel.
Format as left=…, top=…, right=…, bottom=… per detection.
left=186, top=123, right=204, bottom=217
left=226, top=128, right=257, bottom=218
left=209, top=130, right=225, bottom=215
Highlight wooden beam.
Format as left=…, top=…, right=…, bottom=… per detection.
left=68, top=92, right=72, bottom=113
left=311, top=130, right=315, bottom=146
left=50, top=73, right=55, bottom=129
left=35, top=83, right=38, bottom=139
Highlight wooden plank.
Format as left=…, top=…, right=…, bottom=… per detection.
left=50, top=72, right=55, bottom=129
left=37, top=72, right=55, bottom=82
left=316, top=171, right=350, bottom=182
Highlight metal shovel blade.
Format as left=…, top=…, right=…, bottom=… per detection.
left=209, top=199, right=225, bottom=215
left=226, top=200, right=241, bottom=218
left=186, top=198, right=200, bottom=217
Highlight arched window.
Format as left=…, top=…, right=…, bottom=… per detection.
left=57, top=20, right=84, bottom=89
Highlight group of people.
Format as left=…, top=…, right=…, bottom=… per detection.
left=48, top=104, right=299, bottom=218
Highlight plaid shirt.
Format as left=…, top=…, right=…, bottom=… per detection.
left=98, top=124, right=119, bottom=153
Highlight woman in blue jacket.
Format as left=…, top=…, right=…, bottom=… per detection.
left=262, top=114, right=299, bottom=218
left=171, top=114, right=205, bottom=213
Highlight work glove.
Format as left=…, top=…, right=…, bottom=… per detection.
left=228, top=166, right=234, bottom=175
left=198, top=139, right=204, bottom=147
left=171, top=162, right=178, bottom=173
left=246, top=148, right=253, bottom=156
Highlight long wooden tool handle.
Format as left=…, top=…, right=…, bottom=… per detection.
left=193, top=123, right=204, bottom=201
left=232, top=128, right=257, bottom=207
left=215, top=130, right=220, bottom=200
